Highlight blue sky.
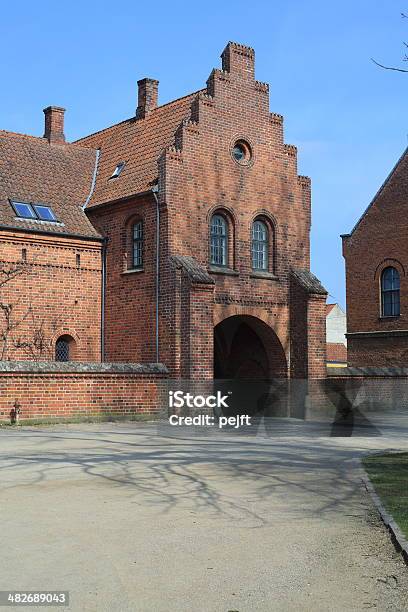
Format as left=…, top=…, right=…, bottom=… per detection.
left=1, top=0, right=407, bottom=307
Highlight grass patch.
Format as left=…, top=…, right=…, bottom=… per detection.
left=363, top=452, right=408, bottom=538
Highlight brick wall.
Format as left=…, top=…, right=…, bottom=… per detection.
left=343, top=150, right=408, bottom=366
left=87, top=196, right=157, bottom=362
left=0, top=231, right=102, bottom=361
left=0, top=362, right=167, bottom=422
left=326, top=367, right=408, bottom=413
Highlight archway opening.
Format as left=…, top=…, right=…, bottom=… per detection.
left=213, top=315, right=288, bottom=417
left=214, top=315, right=287, bottom=380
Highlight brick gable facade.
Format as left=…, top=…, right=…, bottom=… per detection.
left=343, top=148, right=408, bottom=366
left=0, top=42, right=327, bottom=380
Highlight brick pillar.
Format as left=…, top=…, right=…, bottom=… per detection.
left=168, top=255, right=215, bottom=380
left=189, top=284, right=214, bottom=380
left=306, top=294, right=327, bottom=379
left=290, top=269, right=327, bottom=380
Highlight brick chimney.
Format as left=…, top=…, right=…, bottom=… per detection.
left=136, top=79, right=159, bottom=119
left=43, top=106, right=66, bottom=144
left=221, top=42, right=255, bottom=80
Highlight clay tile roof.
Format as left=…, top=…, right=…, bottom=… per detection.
left=327, top=343, right=347, bottom=363
left=75, top=91, right=202, bottom=207
left=326, top=303, right=336, bottom=315
left=0, top=131, right=101, bottom=239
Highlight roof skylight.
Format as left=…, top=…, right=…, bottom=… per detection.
left=110, top=161, right=126, bottom=179
left=10, top=200, right=58, bottom=223
left=11, top=201, right=37, bottom=219
left=33, top=205, right=57, bottom=222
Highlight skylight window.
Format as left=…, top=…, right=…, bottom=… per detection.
left=110, top=161, right=126, bottom=179
left=11, top=201, right=36, bottom=219
left=33, top=205, right=57, bottom=222
left=10, top=200, right=58, bottom=223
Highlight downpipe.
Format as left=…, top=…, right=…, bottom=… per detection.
left=151, top=185, right=160, bottom=363
left=101, top=237, right=107, bottom=362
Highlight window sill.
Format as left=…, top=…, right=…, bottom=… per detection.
left=208, top=266, right=239, bottom=276
left=122, top=268, right=144, bottom=275
left=250, top=271, right=279, bottom=280
left=379, top=315, right=401, bottom=320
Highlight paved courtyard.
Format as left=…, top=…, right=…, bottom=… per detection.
left=1, top=415, right=408, bottom=611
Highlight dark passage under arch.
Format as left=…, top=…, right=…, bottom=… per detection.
left=214, top=315, right=287, bottom=380
left=213, top=315, right=288, bottom=418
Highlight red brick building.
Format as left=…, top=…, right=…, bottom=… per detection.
left=0, top=109, right=103, bottom=362
left=0, top=42, right=327, bottom=381
left=343, top=148, right=408, bottom=366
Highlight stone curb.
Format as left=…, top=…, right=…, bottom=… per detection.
left=359, top=458, right=408, bottom=565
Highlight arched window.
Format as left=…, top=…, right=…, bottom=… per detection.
left=132, top=220, right=143, bottom=269
left=55, top=335, right=74, bottom=362
left=210, top=214, right=228, bottom=266
left=252, top=219, right=269, bottom=270
left=381, top=267, right=400, bottom=317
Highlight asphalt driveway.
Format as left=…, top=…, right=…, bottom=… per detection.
left=1, top=416, right=408, bottom=611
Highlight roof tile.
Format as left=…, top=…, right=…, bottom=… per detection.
left=75, top=91, right=202, bottom=207
left=0, top=131, right=101, bottom=238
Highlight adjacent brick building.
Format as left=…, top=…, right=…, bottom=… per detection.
left=343, top=147, right=408, bottom=366
left=0, top=42, right=327, bottom=381
left=0, top=111, right=103, bottom=362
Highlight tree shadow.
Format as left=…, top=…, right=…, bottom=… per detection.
left=0, top=423, right=404, bottom=524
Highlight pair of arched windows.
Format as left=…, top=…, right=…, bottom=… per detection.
left=210, top=214, right=270, bottom=271
left=381, top=267, right=400, bottom=317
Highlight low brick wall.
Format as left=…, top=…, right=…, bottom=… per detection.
left=0, top=361, right=168, bottom=422
left=326, top=367, right=408, bottom=413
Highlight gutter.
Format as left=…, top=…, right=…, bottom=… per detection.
left=151, top=185, right=160, bottom=363
left=0, top=225, right=103, bottom=242
left=82, top=148, right=101, bottom=210
left=347, top=329, right=408, bottom=339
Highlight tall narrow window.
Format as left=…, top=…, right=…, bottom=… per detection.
left=210, top=214, right=228, bottom=266
left=252, top=219, right=269, bottom=271
left=132, top=221, right=143, bottom=268
left=381, top=267, right=400, bottom=317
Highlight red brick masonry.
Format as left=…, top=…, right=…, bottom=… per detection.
left=0, top=362, right=167, bottom=422
left=1, top=362, right=406, bottom=423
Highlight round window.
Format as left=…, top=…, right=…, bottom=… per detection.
left=232, top=140, right=252, bottom=164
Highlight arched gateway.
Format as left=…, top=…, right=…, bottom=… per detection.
left=213, top=315, right=288, bottom=418
left=214, top=315, right=287, bottom=380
